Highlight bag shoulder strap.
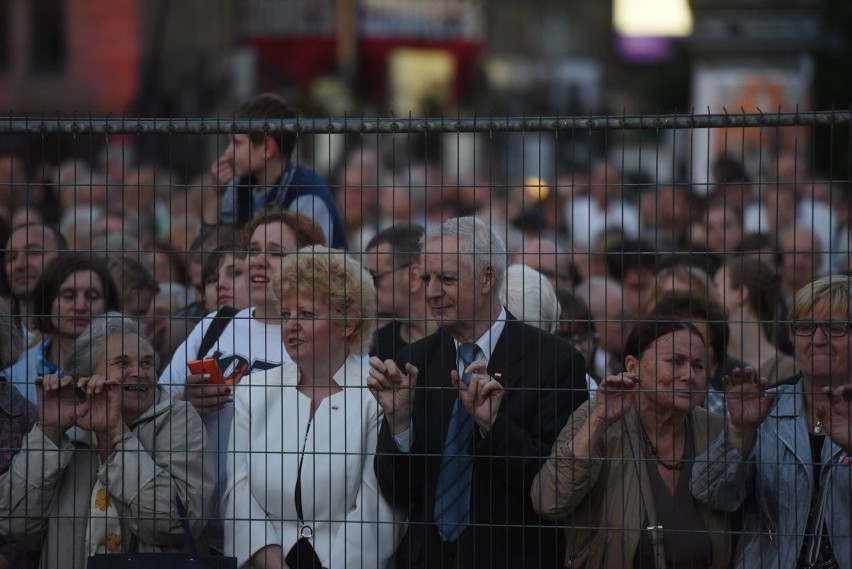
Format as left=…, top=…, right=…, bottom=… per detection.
left=126, top=496, right=198, bottom=556
left=625, top=412, right=668, bottom=569
left=196, top=306, right=239, bottom=360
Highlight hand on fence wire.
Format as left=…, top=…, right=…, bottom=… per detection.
left=367, top=357, right=417, bottom=436
left=818, top=384, right=852, bottom=454
left=74, top=375, right=124, bottom=438
left=451, top=360, right=505, bottom=433
left=590, top=372, right=639, bottom=426
left=35, top=373, right=78, bottom=443
left=723, top=366, right=775, bottom=430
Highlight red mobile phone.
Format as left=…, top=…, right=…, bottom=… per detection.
left=187, top=359, right=229, bottom=385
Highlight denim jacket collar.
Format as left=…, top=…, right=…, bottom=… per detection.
left=768, top=379, right=844, bottom=474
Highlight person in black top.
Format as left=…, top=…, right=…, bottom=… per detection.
left=364, top=224, right=436, bottom=360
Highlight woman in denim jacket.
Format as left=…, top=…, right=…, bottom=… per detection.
left=694, top=275, right=852, bottom=568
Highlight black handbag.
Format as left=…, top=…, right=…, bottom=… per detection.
left=87, top=497, right=237, bottom=569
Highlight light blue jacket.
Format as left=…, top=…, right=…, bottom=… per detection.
left=694, top=380, right=852, bottom=568
left=1, top=338, right=59, bottom=404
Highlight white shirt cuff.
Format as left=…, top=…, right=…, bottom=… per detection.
left=393, top=426, right=412, bottom=452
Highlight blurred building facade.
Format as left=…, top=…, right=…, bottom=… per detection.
left=0, top=0, right=848, bottom=179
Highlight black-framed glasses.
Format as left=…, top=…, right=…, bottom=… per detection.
left=368, top=264, right=410, bottom=286
left=561, top=331, right=601, bottom=349
left=790, top=321, right=852, bottom=338
left=568, top=332, right=601, bottom=348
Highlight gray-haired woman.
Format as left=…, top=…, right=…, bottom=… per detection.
left=0, top=312, right=214, bottom=569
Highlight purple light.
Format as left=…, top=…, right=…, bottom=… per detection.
left=616, top=33, right=674, bottom=63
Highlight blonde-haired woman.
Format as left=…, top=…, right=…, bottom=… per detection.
left=224, top=246, right=401, bottom=569
left=699, top=275, right=852, bottom=567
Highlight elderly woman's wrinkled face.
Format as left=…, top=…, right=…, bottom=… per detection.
left=281, top=289, right=348, bottom=368
left=793, top=302, right=852, bottom=388
left=51, top=270, right=106, bottom=337
left=94, top=332, right=158, bottom=418
left=629, top=330, right=707, bottom=413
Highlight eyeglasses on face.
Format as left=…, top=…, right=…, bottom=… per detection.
left=790, top=321, right=852, bottom=338
left=560, top=331, right=601, bottom=347
left=368, top=264, right=410, bottom=286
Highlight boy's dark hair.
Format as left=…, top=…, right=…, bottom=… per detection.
left=365, top=224, right=425, bottom=269
left=201, top=237, right=245, bottom=288
left=31, top=253, right=121, bottom=334
left=236, top=93, right=298, bottom=157
left=187, top=226, right=239, bottom=267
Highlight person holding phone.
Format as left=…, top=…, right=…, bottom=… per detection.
left=159, top=208, right=326, bottom=552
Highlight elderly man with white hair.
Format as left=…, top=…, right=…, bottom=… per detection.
left=368, top=216, right=589, bottom=569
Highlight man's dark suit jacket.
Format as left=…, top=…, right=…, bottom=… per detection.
left=375, top=314, right=589, bottom=569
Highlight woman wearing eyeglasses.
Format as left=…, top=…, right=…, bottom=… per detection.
left=696, top=275, right=852, bottom=568
left=158, top=208, right=325, bottom=553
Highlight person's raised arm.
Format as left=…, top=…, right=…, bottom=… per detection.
left=532, top=373, right=638, bottom=520
left=691, top=367, right=774, bottom=512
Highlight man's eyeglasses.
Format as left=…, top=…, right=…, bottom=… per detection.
left=791, top=321, right=852, bottom=338
left=368, top=264, right=410, bottom=286
left=561, top=331, right=601, bottom=349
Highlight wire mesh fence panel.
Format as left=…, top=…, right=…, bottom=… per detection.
left=0, top=110, right=850, bottom=568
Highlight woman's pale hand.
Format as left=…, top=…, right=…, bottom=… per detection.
left=75, top=376, right=124, bottom=437
left=724, top=366, right=776, bottom=430
left=818, top=384, right=852, bottom=454
left=35, top=373, right=78, bottom=443
left=590, top=372, right=639, bottom=425
left=181, top=372, right=231, bottom=415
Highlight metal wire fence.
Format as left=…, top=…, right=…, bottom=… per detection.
left=0, top=110, right=849, bottom=568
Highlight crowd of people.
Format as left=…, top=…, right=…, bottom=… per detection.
left=0, top=93, right=851, bottom=568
